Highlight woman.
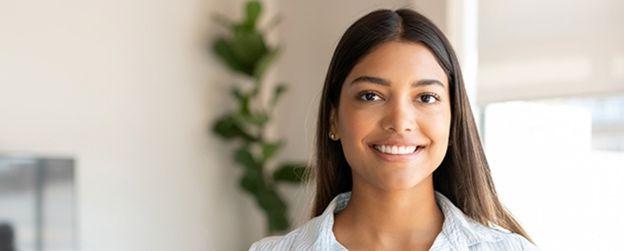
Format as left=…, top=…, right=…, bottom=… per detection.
left=251, top=8, right=538, bottom=251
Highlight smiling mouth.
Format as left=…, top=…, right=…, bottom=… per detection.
left=371, top=144, right=424, bottom=155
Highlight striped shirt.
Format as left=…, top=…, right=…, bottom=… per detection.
left=250, top=191, right=539, bottom=250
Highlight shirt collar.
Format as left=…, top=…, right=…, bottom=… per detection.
left=307, top=191, right=502, bottom=250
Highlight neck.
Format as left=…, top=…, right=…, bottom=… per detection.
left=333, top=175, right=444, bottom=249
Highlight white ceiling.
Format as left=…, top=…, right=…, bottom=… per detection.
left=477, top=0, right=624, bottom=103
left=479, top=0, right=624, bottom=55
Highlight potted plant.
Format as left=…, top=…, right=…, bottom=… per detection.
left=210, top=0, right=308, bottom=235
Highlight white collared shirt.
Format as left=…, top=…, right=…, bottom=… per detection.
left=250, top=191, right=539, bottom=250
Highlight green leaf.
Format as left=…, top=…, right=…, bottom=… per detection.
left=231, top=86, right=245, bottom=101
left=230, top=87, right=250, bottom=115
left=213, top=29, right=269, bottom=77
left=212, top=38, right=251, bottom=75
left=257, top=188, right=285, bottom=210
left=267, top=207, right=289, bottom=232
left=255, top=188, right=289, bottom=232
left=234, top=147, right=258, bottom=171
left=270, top=83, right=287, bottom=107
left=212, top=114, right=255, bottom=141
left=253, top=113, right=269, bottom=126
left=235, top=111, right=269, bottom=126
left=229, top=30, right=268, bottom=77
left=272, top=163, right=308, bottom=183
left=253, top=47, right=280, bottom=80
left=261, top=140, right=283, bottom=161
left=243, top=1, right=262, bottom=29
left=239, top=169, right=262, bottom=194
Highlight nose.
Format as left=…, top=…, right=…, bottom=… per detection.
left=381, top=98, right=417, bottom=134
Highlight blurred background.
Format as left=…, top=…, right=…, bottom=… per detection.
left=0, top=0, right=622, bottom=250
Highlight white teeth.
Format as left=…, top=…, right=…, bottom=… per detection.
left=374, top=145, right=418, bottom=155
left=398, top=146, right=406, bottom=153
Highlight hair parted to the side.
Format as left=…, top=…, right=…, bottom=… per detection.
left=310, top=8, right=533, bottom=243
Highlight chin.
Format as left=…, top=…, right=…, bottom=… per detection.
left=373, top=169, right=433, bottom=191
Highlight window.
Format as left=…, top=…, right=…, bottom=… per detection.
left=481, top=95, right=624, bottom=250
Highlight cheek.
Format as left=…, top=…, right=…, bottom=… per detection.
left=430, top=113, right=451, bottom=140
left=423, top=109, right=452, bottom=159
left=337, top=104, right=381, bottom=161
left=337, top=102, right=378, bottom=139
left=338, top=97, right=380, bottom=136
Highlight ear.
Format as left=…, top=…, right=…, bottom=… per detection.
left=330, top=108, right=339, bottom=137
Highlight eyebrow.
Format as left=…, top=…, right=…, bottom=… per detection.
left=349, top=75, right=445, bottom=88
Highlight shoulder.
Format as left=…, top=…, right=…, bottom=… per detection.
left=249, top=235, right=291, bottom=251
left=248, top=216, right=326, bottom=251
left=250, top=191, right=352, bottom=250
left=248, top=229, right=301, bottom=251
left=433, top=192, right=539, bottom=250
left=468, top=224, right=540, bottom=251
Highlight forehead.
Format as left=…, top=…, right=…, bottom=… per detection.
left=345, top=41, right=448, bottom=86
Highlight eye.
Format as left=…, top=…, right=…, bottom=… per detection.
left=418, top=93, right=440, bottom=104
left=358, top=91, right=383, bottom=102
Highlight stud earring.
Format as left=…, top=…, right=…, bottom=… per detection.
left=329, top=131, right=338, bottom=140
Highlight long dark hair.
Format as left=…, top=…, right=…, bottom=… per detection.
left=311, top=8, right=533, bottom=242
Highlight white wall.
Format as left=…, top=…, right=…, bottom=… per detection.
left=0, top=0, right=253, bottom=250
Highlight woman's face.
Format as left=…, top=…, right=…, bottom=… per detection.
left=332, top=41, right=451, bottom=191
